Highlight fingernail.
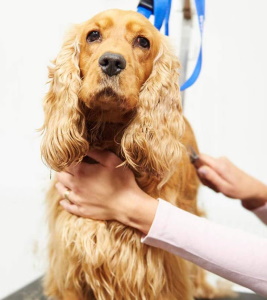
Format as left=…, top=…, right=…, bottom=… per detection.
left=198, top=167, right=207, bottom=176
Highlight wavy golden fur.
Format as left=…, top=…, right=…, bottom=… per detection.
left=41, top=9, right=217, bottom=300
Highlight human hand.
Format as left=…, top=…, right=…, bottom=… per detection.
left=56, top=149, right=158, bottom=234
left=194, top=154, right=267, bottom=210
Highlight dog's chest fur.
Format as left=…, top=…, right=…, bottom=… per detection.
left=87, top=121, right=124, bottom=152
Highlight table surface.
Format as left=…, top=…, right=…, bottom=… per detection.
left=2, top=278, right=265, bottom=300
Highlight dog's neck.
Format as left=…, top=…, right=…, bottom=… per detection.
left=87, top=121, right=123, bottom=151
left=86, top=109, right=135, bottom=153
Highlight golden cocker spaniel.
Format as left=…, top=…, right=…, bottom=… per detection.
left=41, top=9, right=216, bottom=300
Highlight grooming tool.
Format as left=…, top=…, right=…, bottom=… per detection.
left=188, top=146, right=199, bottom=164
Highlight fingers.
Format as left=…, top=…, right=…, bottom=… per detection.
left=87, top=149, right=123, bottom=167
left=56, top=182, right=84, bottom=217
left=59, top=200, right=81, bottom=216
left=55, top=182, right=77, bottom=204
left=197, top=154, right=218, bottom=169
left=197, top=165, right=229, bottom=194
left=198, top=154, right=232, bottom=179
left=58, top=150, right=123, bottom=178
left=56, top=172, right=75, bottom=190
left=56, top=181, right=71, bottom=197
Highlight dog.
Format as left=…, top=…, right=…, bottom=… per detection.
left=41, top=9, right=217, bottom=300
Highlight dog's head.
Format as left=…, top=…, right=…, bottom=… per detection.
left=79, top=9, right=160, bottom=118
left=41, top=9, right=184, bottom=185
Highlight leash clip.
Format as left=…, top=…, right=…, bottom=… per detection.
left=138, top=0, right=153, bottom=11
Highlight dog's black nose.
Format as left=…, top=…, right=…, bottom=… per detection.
left=99, top=52, right=126, bottom=77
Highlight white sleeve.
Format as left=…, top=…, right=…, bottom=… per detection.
left=141, top=199, right=267, bottom=297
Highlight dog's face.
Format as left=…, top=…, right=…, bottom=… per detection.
left=78, top=9, right=161, bottom=122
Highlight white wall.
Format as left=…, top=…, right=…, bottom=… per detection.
left=184, top=0, right=267, bottom=237
left=0, top=0, right=266, bottom=298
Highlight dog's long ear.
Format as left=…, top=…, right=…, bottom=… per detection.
left=40, top=25, right=88, bottom=171
left=121, top=36, right=185, bottom=188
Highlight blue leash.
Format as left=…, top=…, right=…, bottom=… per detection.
left=180, top=0, right=205, bottom=91
left=137, top=0, right=172, bottom=35
left=137, top=0, right=205, bottom=91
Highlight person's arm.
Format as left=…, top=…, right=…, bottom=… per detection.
left=142, top=199, right=267, bottom=297
left=56, top=150, right=267, bottom=296
left=195, top=154, right=267, bottom=224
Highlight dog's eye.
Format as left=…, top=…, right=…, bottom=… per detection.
left=135, top=36, right=150, bottom=49
left=87, top=31, right=101, bottom=42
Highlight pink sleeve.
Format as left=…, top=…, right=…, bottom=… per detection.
left=252, top=203, right=267, bottom=225
left=141, top=199, right=267, bottom=297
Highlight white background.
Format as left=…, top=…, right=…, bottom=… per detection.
left=0, top=0, right=267, bottom=298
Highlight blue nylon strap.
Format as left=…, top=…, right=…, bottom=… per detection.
left=137, top=0, right=172, bottom=32
left=137, top=6, right=152, bottom=19
left=153, top=0, right=169, bottom=30
left=180, top=0, right=205, bottom=91
left=137, top=0, right=205, bottom=91
left=164, top=0, right=172, bottom=35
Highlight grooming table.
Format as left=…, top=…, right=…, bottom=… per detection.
left=2, top=277, right=265, bottom=300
